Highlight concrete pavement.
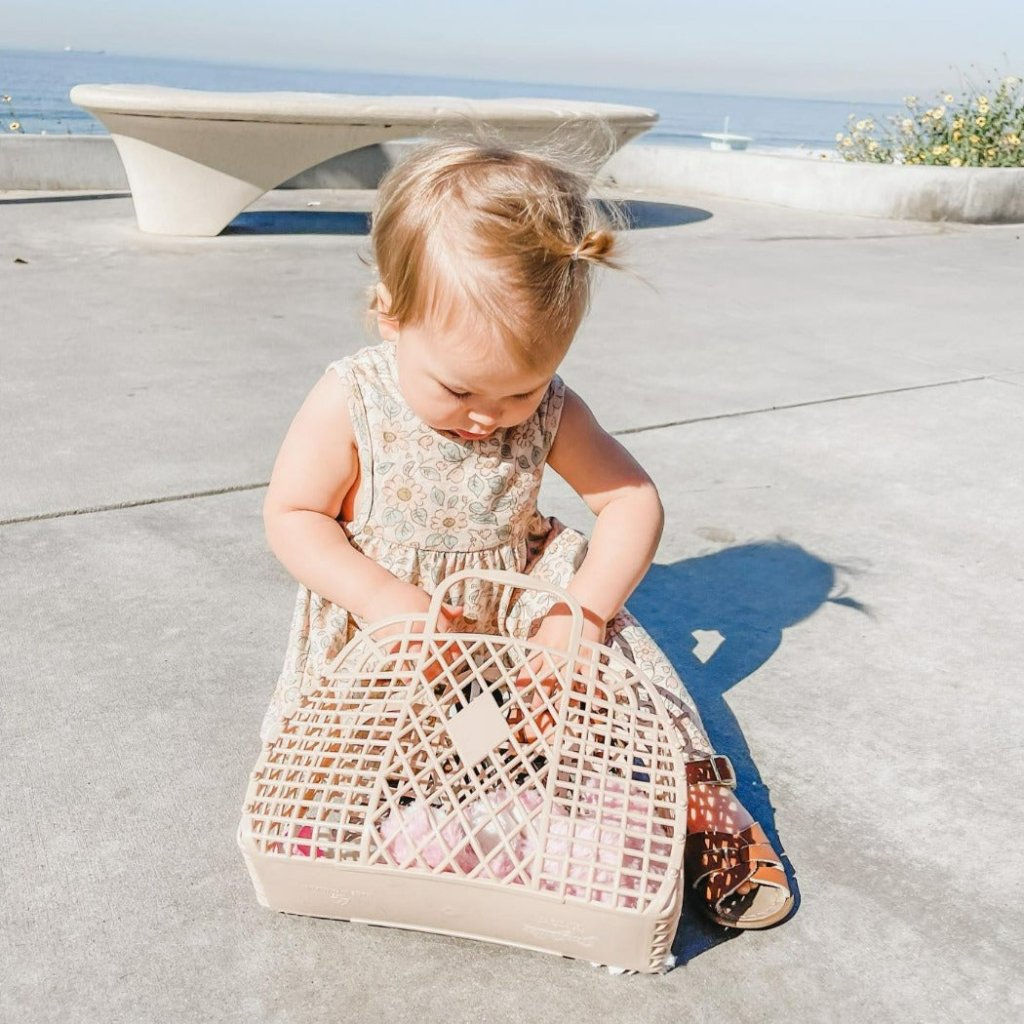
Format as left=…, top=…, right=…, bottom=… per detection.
left=2, top=185, right=1022, bottom=1023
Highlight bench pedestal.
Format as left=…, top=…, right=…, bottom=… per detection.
left=104, top=118, right=396, bottom=235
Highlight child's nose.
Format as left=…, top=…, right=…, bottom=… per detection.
left=469, top=408, right=500, bottom=427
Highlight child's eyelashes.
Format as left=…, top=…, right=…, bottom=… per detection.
left=441, top=384, right=541, bottom=402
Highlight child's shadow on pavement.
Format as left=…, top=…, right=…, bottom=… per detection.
left=626, top=539, right=867, bottom=965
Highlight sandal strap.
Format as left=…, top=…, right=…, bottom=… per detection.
left=689, top=842, right=782, bottom=885
left=685, top=755, right=737, bottom=788
left=748, top=864, right=789, bottom=891
left=687, top=822, right=788, bottom=903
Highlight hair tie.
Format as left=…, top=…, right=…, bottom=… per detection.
left=570, top=246, right=581, bottom=262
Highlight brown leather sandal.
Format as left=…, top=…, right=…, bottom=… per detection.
left=684, top=756, right=794, bottom=929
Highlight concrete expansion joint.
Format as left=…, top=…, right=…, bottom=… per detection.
left=0, top=481, right=268, bottom=527
left=611, top=374, right=989, bottom=437
left=745, top=231, right=958, bottom=242
left=0, top=372, right=1001, bottom=526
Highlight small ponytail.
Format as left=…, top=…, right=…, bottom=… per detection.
left=568, top=228, right=616, bottom=266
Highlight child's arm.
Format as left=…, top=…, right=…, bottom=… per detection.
left=511, top=386, right=664, bottom=739
left=545, top=386, right=665, bottom=626
left=263, top=371, right=429, bottom=624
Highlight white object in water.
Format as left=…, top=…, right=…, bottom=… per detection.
left=701, top=116, right=752, bottom=151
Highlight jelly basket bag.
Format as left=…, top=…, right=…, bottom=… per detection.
left=237, top=568, right=690, bottom=973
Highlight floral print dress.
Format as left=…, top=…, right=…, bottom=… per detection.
left=260, top=340, right=712, bottom=760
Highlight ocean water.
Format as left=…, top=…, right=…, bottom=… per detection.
left=0, top=48, right=904, bottom=154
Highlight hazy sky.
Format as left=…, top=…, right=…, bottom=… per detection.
left=5, top=0, right=1020, bottom=99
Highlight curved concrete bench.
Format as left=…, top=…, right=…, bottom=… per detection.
left=69, top=84, right=657, bottom=236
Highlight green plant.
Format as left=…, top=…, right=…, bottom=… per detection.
left=836, top=72, right=1023, bottom=167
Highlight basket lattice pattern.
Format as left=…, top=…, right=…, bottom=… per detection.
left=240, top=570, right=690, bottom=967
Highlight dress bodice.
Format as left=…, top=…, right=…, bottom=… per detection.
left=325, top=341, right=565, bottom=625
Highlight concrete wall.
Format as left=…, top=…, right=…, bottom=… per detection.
left=597, top=145, right=1024, bottom=224
left=0, top=136, right=129, bottom=190
left=2, top=134, right=1023, bottom=223
left=0, top=136, right=417, bottom=191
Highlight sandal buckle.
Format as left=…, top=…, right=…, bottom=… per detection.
left=686, top=755, right=737, bottom=788
left=708, top=755, right=736, bottom=787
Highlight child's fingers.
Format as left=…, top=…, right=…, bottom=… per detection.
left=510, top=652, right=561, bottom=744
left=383, top=613, right=463, bottom=683
left=417, top=605, right=462, bottom=680
left=510, top=705, right=555, bottom=745
left=507, top=647, right=583, bottom=743
left=424, top=634, right=463, bottom=681
left=514, top=649, right=556, bottom=687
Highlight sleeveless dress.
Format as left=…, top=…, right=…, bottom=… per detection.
left=260, top=340, right=713, bottom=762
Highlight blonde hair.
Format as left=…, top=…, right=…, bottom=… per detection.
left=359, top=119, right=636, bottom=372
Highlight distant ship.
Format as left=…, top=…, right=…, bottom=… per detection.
left=63, top=46, right=106, bottom=54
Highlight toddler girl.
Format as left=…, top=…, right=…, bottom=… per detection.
left=259, top=132, right=793, bottom=930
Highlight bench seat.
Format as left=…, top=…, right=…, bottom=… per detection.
left=70, top=84, right=657, bottom=236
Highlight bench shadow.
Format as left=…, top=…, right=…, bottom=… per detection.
left=625, top=539, right=868, bottom=966
left=604, top=198, right=713, bottom=228
left=223, top=210, right=373, bottom=235
left=221, top=199, right=710, bottom=236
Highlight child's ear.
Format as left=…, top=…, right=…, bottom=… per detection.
left=375, top=282, right=400, bottom=341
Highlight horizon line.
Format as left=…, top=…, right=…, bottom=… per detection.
left=1, top=46, right=915, bottom=108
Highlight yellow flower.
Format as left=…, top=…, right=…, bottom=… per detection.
left=949, top=157, right=963, bottom=166
left=952, top=117, right=964, bottom=130
left=1, top=95, right=11, bottom=103
left=380, top=476, right=426, bottom=509
left=969, top=134, right=981, bottom=145
left=429, top=508, right=469, bottom=533
left=1003, top=75, right=1020, bottom=88
left=976, top=116, right=987, bottom=127
left=841, top=137, right=853, bottom=147
left=944, top=94, right=955, bottom=103
left=377, top=425, right=414, bottom=454
left=868, top=140, right=880, bottom=152
left=835, top=131, right=845, bottom=142
left=904, top=95, right=918, bottom=104
left=901, top=118, right=914, bottom=132
left=7, top=121, right=19, bottom=131
left=986, top=147, right=997, bottom=157
left=1006, top=134, right=1021, bottom=146
left=931, top=144, right=947, bottom=155
left=952, top=131, right=962, bottom=141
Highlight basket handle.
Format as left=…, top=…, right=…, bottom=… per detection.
left=423, top=567, right=585, bottom=658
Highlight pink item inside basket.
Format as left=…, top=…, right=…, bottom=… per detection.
left=291, top=824, right=328, bottom=859
left=374, top=776, right=672, bottom=909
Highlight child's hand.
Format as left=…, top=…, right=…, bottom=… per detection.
left=509, top=602, right=606, bottom=744
left=363, top=581, right=463, bottom=685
